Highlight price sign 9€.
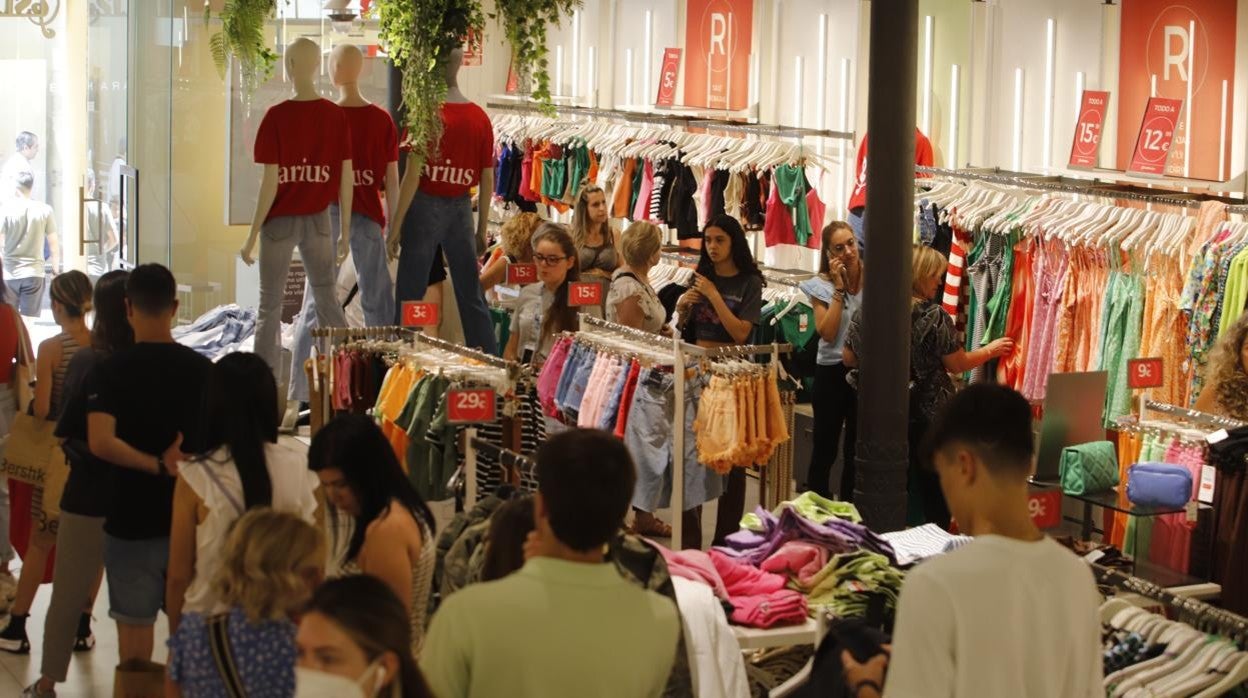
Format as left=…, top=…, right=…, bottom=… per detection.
left=447, top=388, right=497, bottom=424
left=1028, top=490, right=1062, bottom=530
left=568, top=281, right=603, bottom=307
left=1127, top=357, right=1164, bottom=390
left=401, top=301, right=439, bottom=327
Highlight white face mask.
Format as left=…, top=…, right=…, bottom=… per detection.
left=294, top=661, right=385, bottom=698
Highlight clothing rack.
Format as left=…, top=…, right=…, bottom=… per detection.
left=917, top=165, right=1248, bottom=212
left=462, top=429, right=537, bottom=505
left=486, top=100, right=853, bottom=141
left=408, top=331, right=527, bottom=377
left=1141, top=400, right=1246, bottom=430
left=310, top=325, right=411, bottom=339
left=1093, top=564, right=1248, bottom=643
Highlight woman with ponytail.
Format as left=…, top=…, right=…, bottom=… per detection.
left=165, top=352, right=320, bottom=632
left=503, top=223, right=601, bottom=368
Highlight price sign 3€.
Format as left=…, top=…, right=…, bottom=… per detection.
left=401, top=301, right=440, bottom=328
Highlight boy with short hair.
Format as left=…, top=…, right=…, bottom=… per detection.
left=421, top=429, right=680, bottom=698
left=845, top=384, right=1103, bottom=698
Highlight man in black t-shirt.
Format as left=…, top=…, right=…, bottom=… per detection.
left=87, top=264, right=211, bottom=663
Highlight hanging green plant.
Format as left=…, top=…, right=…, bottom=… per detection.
left=491, top=0, right=582, bottom=111
left=374, top=0, right=485, bottom=167
left=206, top=0, right=281, bottom=97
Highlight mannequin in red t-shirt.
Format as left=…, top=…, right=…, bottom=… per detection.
left=386, top=47, right=498, bottom=354
left=242, top=37, right=352, bottom=381
left=285, top=43, right=400, bottom=421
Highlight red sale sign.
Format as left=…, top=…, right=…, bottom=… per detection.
left=568, top=281, right=603, bottom=307
left=1069, top=90, right=1110, bottom=169
left=1028, top=490, right=1062, bottom=530
left=401, top=301, right=439, bottom=327
left=1127, top=357, right=1165, bottom=390
left=656, top=48, right=683, bottom=107
left=462, top=29, right=483, bottom=66
left=447, top=388, right=497, bottom=424
left=1127, top=97, right=1184, bottom=176
left=506, top=263, right=538, bottom=285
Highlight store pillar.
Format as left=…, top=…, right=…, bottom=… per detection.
left=853, top=0, right=917, bottom=531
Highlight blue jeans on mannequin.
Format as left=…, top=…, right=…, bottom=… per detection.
left=394, top=191, right=498, bottom=354
left=255, top=210, right=348, bottom=379
left=287, top=205, right=394, bottom=402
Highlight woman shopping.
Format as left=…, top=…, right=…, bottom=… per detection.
left=23, top=270, right=129, bottom=697
left=844, top=245, right=1012, bottom=529
left=503, top=223, right=602, bottom=369
left=166, top=352, right=320, bottom=632
left=479, top=212, right=543, bottom=293
left=0, top=268, right=30, bottom=585
left=676, top=214, right=765, bottom=547
left=1, top=270, right=93, bottom=655
left=570, top=185, right=619, bottom=281
left=309, top=414, right=438, bottom=656
left=800, top=222, right=863, bottom=500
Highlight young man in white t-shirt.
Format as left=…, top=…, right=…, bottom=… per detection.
left=844, top=384, right=1103, bottom=698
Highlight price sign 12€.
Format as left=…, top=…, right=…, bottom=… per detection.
left=568, top=281, right=603, bottom=307
left=447, top=388, right=497, bottom=424
left=1127, top=97, right=1183, bottom=177
left=401, top=301, right=440, bottom=327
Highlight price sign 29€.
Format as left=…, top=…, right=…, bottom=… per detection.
left=1127, top=97, right=1184, bottom=177
left=447, top=388, right=497, bottom=424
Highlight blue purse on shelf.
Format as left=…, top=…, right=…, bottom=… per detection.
left=1126, top=463, right=1193, bottom=510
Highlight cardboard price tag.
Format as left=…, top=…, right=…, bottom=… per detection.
left=1028, top=490, right=1062, bottom=529
left=1127, top=97, right=1183, bottom=176
left=568, top=281, right=603, bottom=307
left=401, top=302, right=439, bottom=327
left=1127, top=357, right=1164, bottom=390
left=656, top=48, right=683, bottom=107
left=1069, top=90, right=1110, bottom=169
left=446, top=388, right=497, bottom=424
left=506, top=263, right=538, bottom=285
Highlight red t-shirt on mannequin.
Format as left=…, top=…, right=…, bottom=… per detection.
left=254, top=98, right=352, bottom=221
left=343, top=104, right=399, bottom=226
left=418, top=102, right=494, bottom=198
left=847, top=128, right=934, bottom=211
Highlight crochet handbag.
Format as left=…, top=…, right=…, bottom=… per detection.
left=1058, top=441, right=1119, bottom=496
left=1126, top=463, right=1193, bottom=510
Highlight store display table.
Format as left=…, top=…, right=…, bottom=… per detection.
left=732, top=618, right=820, bottom=650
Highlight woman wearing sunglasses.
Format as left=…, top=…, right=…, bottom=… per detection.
left=503, top=223, right=601, bottom=369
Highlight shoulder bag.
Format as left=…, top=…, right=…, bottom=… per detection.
left=207, top=613, right=248, bottom=698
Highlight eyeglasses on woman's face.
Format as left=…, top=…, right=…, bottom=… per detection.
left=533, top=253, right=569, bottom=266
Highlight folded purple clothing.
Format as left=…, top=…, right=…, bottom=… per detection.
left=717, top=506, right=896, bottom=566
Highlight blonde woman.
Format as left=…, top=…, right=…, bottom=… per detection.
left=844, top=245, right=1011, bottom=529
left=166, top=508, right=324, bottom=698
left=479, top=212, right=544, bottom=293
left=607, top=221, right=667, bottom=334
left=1196, top=314, right=1248, bottom=421
left=570, top=185, right=619, bottom=280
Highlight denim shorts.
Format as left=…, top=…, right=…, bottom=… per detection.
left=625, top=368, right=724, bottom=512
left=104, top=535, right=170, bottom=625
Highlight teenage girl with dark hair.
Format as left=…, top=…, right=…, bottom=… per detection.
left=676, top=214, right=765, bottom=547
left=166, top=352, right=320, bottom=632
left=309, top=414, right=438, bottom=656
left=25, top=270, right=131, bottom=696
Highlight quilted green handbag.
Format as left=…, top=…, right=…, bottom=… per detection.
left=1058, top=441, right=1120, bottom=496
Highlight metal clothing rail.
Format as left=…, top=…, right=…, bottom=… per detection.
left=917, top=165, right=1248, bottom=212
left=486, top=100, right=853, bottom=141
left=1093, top=564, right=1248, bottom=642
left=310, top=325, right=411, bottom=339
left=408, top=331, right=525, bottom=376
left=1141, top=400, right=1246, bottom=430
left=462, top=430, right=537, bottom=505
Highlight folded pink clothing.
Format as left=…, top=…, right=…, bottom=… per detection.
left=651, top=543, right=730, bottom=600
left=729, top=590, right=809, bottom=629
left=709, top=549, right=788, bottom=596
left=760, top=542, right=829, bottom=589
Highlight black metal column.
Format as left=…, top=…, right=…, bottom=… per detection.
left=853, top=0, right=919, bottom=531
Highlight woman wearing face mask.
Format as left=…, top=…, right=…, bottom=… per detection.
left=296, top=575, right=433, bottom=698
left=308, top=415, right=438, bottom=656
left=844, top=245, right=1012, bottom=528
left=570, top=185, right=619, bottom=281
left=675, top=214, right=765, bottom=547
left=166, top=508, right=323, bottom=698
left=799, top=222, right=863, bottom=500
left=503, top=223, right=601, bottom=369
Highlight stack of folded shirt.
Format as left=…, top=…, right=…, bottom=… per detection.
left=709, top=550, right=808, bottom=629
left=715, top=506, right=896, bottom=567
left=740, top=491, right=863, bottom=531
left=804, top=551, right=905, bottom=619
left=760, top=542, right=829, bottom=589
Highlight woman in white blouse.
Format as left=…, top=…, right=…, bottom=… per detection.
left=606, top=221, right=668, bottom=336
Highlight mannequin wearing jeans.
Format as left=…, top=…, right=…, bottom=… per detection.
left=389, top=48, right=497, bottom=354
left=287, top=44, right=398, bottom=409
left=241, top=38, right=351, bottom=378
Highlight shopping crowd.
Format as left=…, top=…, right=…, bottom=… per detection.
left=0, top=198, right=1242, bottom=696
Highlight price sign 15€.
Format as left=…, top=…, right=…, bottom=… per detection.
left=1127, top=97, right=1183, bottom=177
left=447, top=388, right=497, bottom=424
left=506, top=263, right=538, bottom=285
left=1127, top=357, right=1164, bottom=390
left=1069, top=90, right=1110, bottom=169
left=568, top=281, right=603, bottom=307
left=401, top=301, right=440, bottom=328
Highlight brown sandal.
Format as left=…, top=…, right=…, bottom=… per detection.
left=631, top=511, right=673, bottom=538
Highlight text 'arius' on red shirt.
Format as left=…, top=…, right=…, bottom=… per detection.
left=254, top=98, right=353, bottom=222
left=418, top=102, right=495, bottom=198
left=343, top=104, right=399, bottom=227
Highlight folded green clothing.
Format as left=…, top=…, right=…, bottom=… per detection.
left=740, top=492, right=863, bottom=531
left=804, top=551, right=905, bottom=619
